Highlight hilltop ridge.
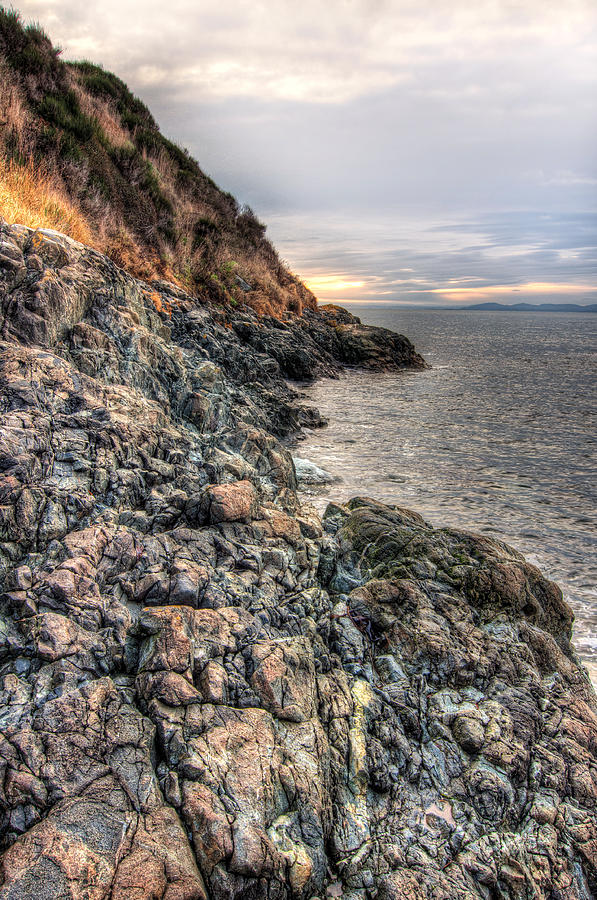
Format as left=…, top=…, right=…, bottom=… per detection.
left=0, top=7, right=314, bottom=315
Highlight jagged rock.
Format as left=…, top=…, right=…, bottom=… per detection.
left=0, top=219, right=595, bottom=900
left=292, top=456, right=336, bottom=484
left=320, top=497, right=597, bottom=898
left=204, top=480, right=258, bottom=524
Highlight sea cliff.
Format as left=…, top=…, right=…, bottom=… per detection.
left=0, top=220, right=596, bottom=900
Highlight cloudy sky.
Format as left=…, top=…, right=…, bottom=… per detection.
left=16, top=0, right=597, bottom=306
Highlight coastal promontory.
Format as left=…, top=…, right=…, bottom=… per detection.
left=0, top=10, right=596, bottom=897
left=0, top=220, right=595, bottom=900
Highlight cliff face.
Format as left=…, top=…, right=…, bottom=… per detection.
left=0, top=221, right=596, bottom=900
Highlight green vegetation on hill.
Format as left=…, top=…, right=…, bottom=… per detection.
left=0, top=7, right=315, bottom=314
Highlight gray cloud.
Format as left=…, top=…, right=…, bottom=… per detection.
left=266, top=212, right=597, bottom=305
left=14, top=0, right=597, bottom=305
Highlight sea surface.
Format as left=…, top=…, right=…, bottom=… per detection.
left=295, top=307, right=597, bottom=683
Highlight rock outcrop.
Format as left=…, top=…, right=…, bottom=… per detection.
left=0, top=220, right=595, bottom=900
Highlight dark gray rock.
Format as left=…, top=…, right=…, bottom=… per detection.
left=0, top=220, right=595, bottom=900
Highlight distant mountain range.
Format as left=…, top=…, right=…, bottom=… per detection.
left=459, top=302, right=597, bottom=312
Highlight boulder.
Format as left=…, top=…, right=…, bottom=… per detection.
left=292, top=455, right=336, bottom=484
left=204, top=480, right=258, bottom=523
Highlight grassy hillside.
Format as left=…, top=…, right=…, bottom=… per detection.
left=0, top=7, right=316, bottom=315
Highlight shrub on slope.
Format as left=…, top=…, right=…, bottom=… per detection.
left=0, top=7, right=316, bottom=314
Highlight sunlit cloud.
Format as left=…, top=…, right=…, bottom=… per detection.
left=16, top=0, right=597, bottom=105
left=271, top=211, right=597, bottom=306
left=423, top=281, right=597, bottom=303
left=305, top=276, right=366, bottom=293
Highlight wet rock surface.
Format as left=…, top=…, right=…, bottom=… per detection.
left=0, top=220, right=595, bottom=899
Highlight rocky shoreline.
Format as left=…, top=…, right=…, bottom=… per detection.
left=0, top=219, right=596, bottom=899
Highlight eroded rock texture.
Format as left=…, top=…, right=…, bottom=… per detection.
left=0, top=221, right=595, bottom=899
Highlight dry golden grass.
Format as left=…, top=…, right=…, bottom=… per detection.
left=0, top=155, right=184, bottom=288
left=104, top=226, right=161, bottom=281
left=0, top=157, right=94, bottom=244
left=70, top=77, right=133, bottom=151
left=103, top=224, right=184, bottom=289
left=0, top=157, right=312, bottom=314
left=144, top=288, right=178, bottom=316
left=0, top=79, right=25, bottom=134
left=0, top=61, right=36, bottom=158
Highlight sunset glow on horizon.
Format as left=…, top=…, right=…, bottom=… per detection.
left=305, top=273, right=596, bottom=306
left=304, top=276, right=366, bottom=294
left=419, top=281, right=597, bottom=304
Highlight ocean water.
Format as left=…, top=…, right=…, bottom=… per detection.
left=296, top=307, right=597, bottom=683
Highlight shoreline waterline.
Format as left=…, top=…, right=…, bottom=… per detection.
left=295, top=307, right=597, bottom=684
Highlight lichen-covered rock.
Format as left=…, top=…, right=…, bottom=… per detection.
left=319, top=497, right=597, bottom=899
left=0, top=219, right=595, bottom=899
